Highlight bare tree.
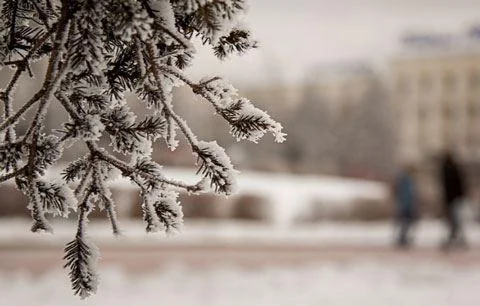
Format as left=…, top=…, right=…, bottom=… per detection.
left=285, top=85, right=337, bottom=173
left=336, top=80, right=395, bottom=179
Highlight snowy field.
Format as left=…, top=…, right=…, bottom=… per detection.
left=1, top=220, right=480, bottom=305
left=1, top=260, right=479, bottom=306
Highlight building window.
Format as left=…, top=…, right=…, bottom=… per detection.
left=466, top=119, right=477, bottom=152
left=468, top=102, right=478, bottom=140
left=467, top=131, right=476, bottom=146
left=443, top=71, right=456, bottom=92
left=468, top=101, right=477, bottom=117
left=420, top=73, right=432, bottom=93
left=418, top=104, right=428, bottom=121
left=443, top=103, right=453, bottom=120
left=396, top=75, right=408, bottom=94
left=418, top=116, right=428, bottom=149
left=442, top=101, right=459, bottom=148
left=468, top=101, right=478, bottom=128
left=442, top=102, right=454, bottom=136
left=469, top=69, right=480, bottom=90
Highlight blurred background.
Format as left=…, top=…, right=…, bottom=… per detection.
left=2, top=0, right=480, bottom=305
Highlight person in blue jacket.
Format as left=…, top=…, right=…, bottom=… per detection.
left=393, top=164, right=418, bottom=248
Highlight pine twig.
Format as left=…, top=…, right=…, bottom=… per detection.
left=0, top=166, right=25, bottom=183
left=145, top=42, right=199, bottom=147
left=92, top=161, right=121, bottom=235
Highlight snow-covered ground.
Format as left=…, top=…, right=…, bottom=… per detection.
left=0, top=219, right=478, bottom=248
left=0, top=260, right=479, bottom=306
left=1, top=219, right=480, bottom=305
left=0, top=167, right=472, bottom=306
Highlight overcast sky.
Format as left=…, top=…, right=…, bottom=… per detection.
left=186, top=0, right=480, bottom=87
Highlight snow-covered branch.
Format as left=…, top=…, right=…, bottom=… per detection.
left=0, top=0, right=284, bottom=298
left=0, top=166, right=25, bottom=183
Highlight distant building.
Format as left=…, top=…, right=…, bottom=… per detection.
left=392, top=27, right=480, bottom=164
left=304, top=62, right=378, bottom=119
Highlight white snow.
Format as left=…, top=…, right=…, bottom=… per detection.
left=161, top=168, right=388, bottom=226
left=149, top=0, right=176, bottom=29
left=1, top=219, right=480, bottom=305
left=0, top=259, right=479, bottom=306
left=0, top=219, right=478, bottom=249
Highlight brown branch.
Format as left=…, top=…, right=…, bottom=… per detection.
left=145, top=43, right=199, bottom=147
left=94, top=147, right=201, bottom=192
left=0, top=166, right=26, bottom=183
left=0, top=88, right=46, bottom=133
left=57, top=88, right=201, bottom=194
left=28, top=0, right=52, bottom=32
left=130, top=174, right=162, bottom=230
left=24, top=16, right=73, bottom=141
left=76, top=187, right=93, bottom=237
left=8, top=0, right=19, bottom=51
left=74, top=161, right=93, bottom=197
left=140, top=0, right=195, bottom=53
left=23, top=2, right=71, bottom=183
left=134, top=36, right=146, bottom=77
left=0, top=29, right=56, bottom=139
left=159, top=65, right=223, bottom=113
left=93, top=161, right=121, bottom=235
left=3, top=26, right=55, bottom=93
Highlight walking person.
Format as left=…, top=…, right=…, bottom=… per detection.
left=393, top=164, right=418, bottom=248
left=439, top=151, right=468, bottom=250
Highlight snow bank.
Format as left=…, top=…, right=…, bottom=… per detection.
left=4, top=167, right=388, bottom=225
left=141, top=168, right=388, bottom=225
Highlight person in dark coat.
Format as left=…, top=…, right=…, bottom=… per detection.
left=393, top=164, right=418, bottom=248
left=439, top=151, right=467, bottom=249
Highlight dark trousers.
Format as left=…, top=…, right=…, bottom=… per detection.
left=444, top=202, right=467, bottom=248
left=396, top=216, right=414, bottom=247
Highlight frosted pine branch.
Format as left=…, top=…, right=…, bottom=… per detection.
left=0, top=0, right=284, bottom=298
left=194, top=140, right=238, bottom=195
left=63, top=189, right=99, bottom=299
left=92, top=161, right=121, bottom=235
left=63, top=235, right=100, bottom=299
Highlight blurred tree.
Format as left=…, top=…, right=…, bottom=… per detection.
left=0, top=0, right=284, bottom=298
left=285, top=85, right=337, bottom=173
left=336, top=80, right=396, bottom=179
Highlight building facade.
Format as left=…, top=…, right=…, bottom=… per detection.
left=392, top=30, right=480, bottom=164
